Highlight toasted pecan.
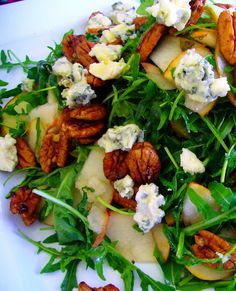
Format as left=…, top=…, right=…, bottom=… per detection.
left=62, top=34, right=81, bottom=63
left=78, top=281, right=119, bottom=291
left=113, top=190, right=137, bottom=211
left=39, top=133, right=57, bottom=173
left=103, top=150, right=129, bottom=181
left=69, top=103, right=107, bottom=121
left=10, top=186, right=41, bottom=225
left=16, top=137, right=36, bottom=169
left=126, top=142, right=161, bottom=185
left=137, top=23, right=166, bottom=62
left=188, top=0, right=207, bottom=25
left=65, top=120, right=105, bottom=139
left=193, top=230, right=236, bottom=270
left=133, top=16, right=148, bottom=30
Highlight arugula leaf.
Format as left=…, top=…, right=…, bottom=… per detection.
left=208, top=181, right=236, bottom=212
left=136, top=0, right=154, bottom=15
left=85, top=33, right=100, bottom=42
left=40, top=256, right=61, bottom=273
left=187, top=187, right=218, bottom=220
left=0, top=84, right=22, bottom=100
left=0, top=79, right=8, bottom=86
left=61, top=260, right=79, bottom=291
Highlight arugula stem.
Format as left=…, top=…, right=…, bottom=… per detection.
left=178, top=274, right=194, bottom=287
left=221, top=144, right=236, bottom=183
left=33, top=189, right=89, bottom=226
left=169, top=90, right=184, bottom=121
left=184, top=205, right=236, bottom=236
left=164, top=147, right=179, bottom=170
left=176, top=231, right=185, bottom=259
left=202, top=117, right=229, bottom=152
left=96, top=196, right=135, bottom=216
left=175, top=23, right=217, bottom=35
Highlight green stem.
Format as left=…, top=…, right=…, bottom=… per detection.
left=169, top=90, right=184, bottom=121
left=96, top=196, right=135, bottom=216
left=202, top=117, right=229, bottom=152
left=175, top=23, right=217, bottom=35
left=184, top=205, right=236, bottom=236
left=33, top=189, right=89, bottom=226
left=221, top=143, right=236, bottom=183
left=164, top=146, right=179, bottom=170
left=176, top=231, right=185, bottom=259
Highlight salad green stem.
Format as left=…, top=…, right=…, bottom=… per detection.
left=221, top=144, right=236, bottom=183
left=33, top=189, right=89, bottom=226
left=169, top=90, right=184, bottom=121
left=96, top=196, right=135, bottom=216
left=175, top=23, right=217, bottom=35
left=176, top=231, right=185, bottom=259
left=164, top=146, right=179, bottom=170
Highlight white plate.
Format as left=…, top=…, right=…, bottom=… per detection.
left=0, top=1, right=163, bottom=290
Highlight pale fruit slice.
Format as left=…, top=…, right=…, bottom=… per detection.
left=186, top=264, right=233, bottom=281
left=26, top=118, right=47, bottom=157
left=152, top=224, right=170, bottom=262
left=182, top=182, right=219, bottom=226
left=184, top=97, right=216, bottom=117
left=106, top=212, right=157, bottom=262
left=150, top=35, right=182, bottom=72
left=170, top=120, right=189, bottom=138
left=142, top=62, right=176, bottom=90
left=191, top=29, right=217, bottom=48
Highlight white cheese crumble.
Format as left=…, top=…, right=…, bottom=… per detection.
left=0, top=134, right=18, bottom=172
left=146, top=0, right=191, bottom=31
left=52, top=56, right=73, bottom=78
left=21, top=78, right=35, bottom=92
left=100, top=23, right=136, bottom=44
left=216, top=252, right=232, bottom=264
left=114, top=175, right=134, bottom=199
left=134, top=183, right=165, bottom=233
left=89, top=43, right=122, bottom=62
left=86, top=12, right=112, bottom=32
left=89, top=59, right=127, bottom=81
left=174, top=49, right=230, bottom=103
left=109, top=2, right=136, bottom=25
left=98, top=124, right=144, bottom=153
left=61, top=83, right=96, bottom=107
left=180, top=148, right=205, bottom=175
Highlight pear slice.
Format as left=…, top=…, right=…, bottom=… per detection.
left=152, top=224, right=170, bottom=262
left=191, top=29, right=217, bottom=48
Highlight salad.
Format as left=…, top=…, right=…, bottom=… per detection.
left=1, top=0, right=236, bottom=290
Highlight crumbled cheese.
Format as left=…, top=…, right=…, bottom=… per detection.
left=110, top=2, right=136, bottom=25
left=98, top=124, right=144, bottom=153
left=216, top=252, right=232, bottom=264
left=86, top=12, right=112, bottom=32
left=100, top=29, right=118, bottom=44
left=0, top=134, right=18, bottom=172
left=89, top=43, right=122, bottom=62
left=134, top=183, right=165, bottom=233
left=180, top=148, right=205, bottom=175
left=61, top=83, right=96, bottom=107
left=89, top=59, right=127, bottom=81
left=52, top=56, right=72, bottom=78
left=21, top=78, right=35, bottom=92
left=146, top=0, right=191, bottom=31
left=114, top=175, right=134, bottom=199
left=174, top=49, right=230, bottom=103
left=72, top=63, right=87, bottom=83
left=110, top=23, right=136, bottom=42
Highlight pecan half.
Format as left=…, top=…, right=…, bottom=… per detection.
left=69, top=103, right=107, bottom=121
left=56, top=130, right=70, bottom=168
left=133, top=16, right=148, bottom=30
left=65, top=120, right=105, bottom=139
left=137, top=23, right=166, bottom=62
left=103, top=150, right=129, bottom=181
left=113, top=190, right=137, bottom=211
left=187, top=0, right=206, bottom=26
left=78, top=282, right=119, bottom=291
left=10, top=187, right=41, bottom=225
left=39, top=133, right=58, bottom=173
left=193, top=230, right=236, bottom=270
left=126, top=142, right=161, bottom=185
left=16, top=137, right=36, bottom=169
left=218, top=10, right=236, bottom=65
left=62, top=34, right=81, bottom=63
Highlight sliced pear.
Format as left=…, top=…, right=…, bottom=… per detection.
left=150, top=35, right=182, bottom=72
left=186, top=264, right=233, bottom=281
left=182, top=182, right=219, bottom=226
left=107, top=212, right=157, bottom=262
left=152, top=224, right=170, bottom=262
left=142, top=62, right=176, bottom=90
left=184, top=97, right=216, bottom=117
left=191, top=29, right=217, bottom=48
left=170, top=119, right=189, bottom=138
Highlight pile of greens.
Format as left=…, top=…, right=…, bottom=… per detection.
left=1, top=1, right=236, bottom=290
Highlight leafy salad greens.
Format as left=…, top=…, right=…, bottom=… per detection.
left=1, top=0, right=236, bottom=290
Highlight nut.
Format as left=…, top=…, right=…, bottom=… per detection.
left=69, top=103, right=107, bottom=121
left=187, top=0, right=206, bottom=26
left=39, top=133, right=57, bottom=173
left=126, top=142, right=161, bottom=185
left=218, top=10, right=236, bottom=65
left=10, top=186, right=41, bottom=225
left=78, top=281, right=119, bottom=291
left=16, top=137, right=36, bottom=169
left=133, top=16, right=148, bottom=30
left=65, top=120, right=105, bottom=139
left=103, top=150, right=129, bottom=181
left=113, top=190, right=137, bottom=211
left=62, top=34, right=81, bottom=63
left=192, top=230, right=236, bottom=270
left=137, top=23, right=166, bottom=62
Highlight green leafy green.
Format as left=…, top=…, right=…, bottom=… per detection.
left=136, top=0, right=154, bottom=15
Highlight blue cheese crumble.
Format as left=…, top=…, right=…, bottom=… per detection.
left=146, top=0, right=191, bottom=31
left=100, top=23, right=136, bottom=44
left=109, top=2, right=136, bottom=25
left=0, top=134, right=18, bottom=172
left=98, top=124, right=144, bottom=153
left=180, top=148, right=205, bottom=175
left=174, top=49, right=230, bottom=103
left=89, top=43, right=122, bottom=62
left=114, top=175, right=134, bottom=199
left=134, top=183, right=165, bottom=233
left=86, top=12, right=112, bottom=32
